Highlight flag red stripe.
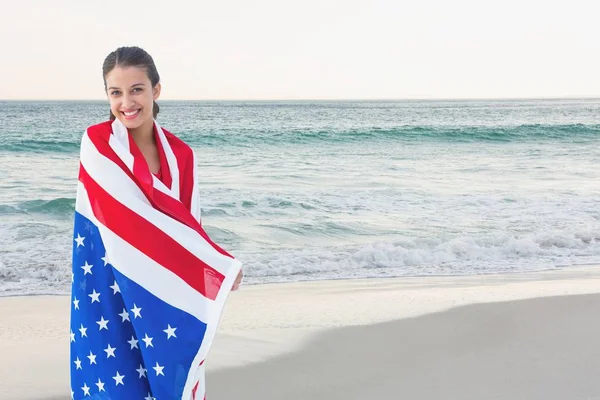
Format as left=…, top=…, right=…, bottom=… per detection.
left=79, top=165, right=224, bottom=300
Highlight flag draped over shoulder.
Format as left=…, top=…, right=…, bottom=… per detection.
left=70, top=119, right=242, bottom=400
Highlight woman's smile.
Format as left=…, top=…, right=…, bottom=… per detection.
left=121, top=109, right=141, bottom=120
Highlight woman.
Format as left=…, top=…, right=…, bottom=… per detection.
left=70, top=46, right=243, bottom=400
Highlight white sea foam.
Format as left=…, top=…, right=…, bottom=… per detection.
left=237, top=229, right=600, bottom=284
left=3, top=220, right=600, bottom=296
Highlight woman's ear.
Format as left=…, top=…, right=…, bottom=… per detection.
left=153, top=82, right=162, bottom=101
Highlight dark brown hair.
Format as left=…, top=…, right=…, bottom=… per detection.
left=102, top=46, right=160, bottom=120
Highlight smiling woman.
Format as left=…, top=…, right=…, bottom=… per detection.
left=68, top=46, right=244, bottom=400
left=102, top=48, right=163, bottom=174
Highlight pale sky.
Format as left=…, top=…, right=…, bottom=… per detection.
left=1, top=0, right=599, bottom=100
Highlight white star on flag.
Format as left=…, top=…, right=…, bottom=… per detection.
left=89, top=289, right=101, bottom=303
left=145, top=393, right=154, bottom=400
left=96, top=378, right=105, bottom=392
left=104, top=344, right=116, bottom=358
left=70, top=330, right=75, bottom=343
left=119, top=308, right=130, bottom=322
left=163, top=324, right=177, bottom=339
left=113, top=371, right=125, bottom=386
left=81, top=261, right=93, bottom=275
left=74, top=233, right=85, bottom=247
left=109, top=280, right=120, bottom=294
left=136, top=364, right=147, bottom=378
left=101, top=252, right=109, bottom=266
left=96, top=316, right=109, bottom=330
left=81, top=383, right=90, bottom=396
left=153, top=362, right=165, bottom=376
left=73, top=297, right=79, bottom=310
left=131, top=304, right=142, bottom=319
left=128, top=335, right=139, bottom=350
left=78, top=324, right=87, bottom=338
left=87, top=351, right=97, bottom=365
left=74, top=357, right=82, bottom=370
left=142, top=333, right=154, bottom=348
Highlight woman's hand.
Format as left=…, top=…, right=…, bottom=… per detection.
left=231, top=269, right=243, bottom=291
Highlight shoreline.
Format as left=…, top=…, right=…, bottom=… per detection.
left=2, top=262, right=599, bottom=299
left=2, top=265, right=600, bottom=399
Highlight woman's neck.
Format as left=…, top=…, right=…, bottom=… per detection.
left=128, top=117, right=155, bottom=147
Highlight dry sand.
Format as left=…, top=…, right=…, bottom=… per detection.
left=2, top=265, right=600, bottom=399
left=209, top=293, right=600, bottom=399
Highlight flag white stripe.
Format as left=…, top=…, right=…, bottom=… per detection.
left=190, top=149, right=201, bottom=223
left=110, top=119, right=131, bottom=152
left=190, top=364, right=206, bottom=400
left=155, top=122, right=180, bottom=199
left=152, top=174, right=176, bottom=196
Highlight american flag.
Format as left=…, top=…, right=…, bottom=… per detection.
left=70, top=119, right=241, bottom=399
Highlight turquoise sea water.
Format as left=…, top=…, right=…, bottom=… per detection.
left=1, top=99, right=600, bottom=295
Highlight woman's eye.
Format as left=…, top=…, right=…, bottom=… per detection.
left=133, top=88, right=143, bottom=93
left=111, top=91, right=121, bottom=96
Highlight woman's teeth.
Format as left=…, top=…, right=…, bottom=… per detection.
left=123, top=110, right=140, bottom=116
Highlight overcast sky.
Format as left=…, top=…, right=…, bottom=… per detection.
left=1, top=0, right=599, bottom=100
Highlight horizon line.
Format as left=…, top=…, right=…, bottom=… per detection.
left=1, top=96, right=599, bottom=102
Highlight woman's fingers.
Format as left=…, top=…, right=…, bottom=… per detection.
left=231, top=269, right=243, bottom=291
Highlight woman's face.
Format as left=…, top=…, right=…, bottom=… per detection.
left=105, top=66, right=161, bottom=130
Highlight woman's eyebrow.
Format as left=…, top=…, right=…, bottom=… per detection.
left=108, top=83, right=146, bottom=90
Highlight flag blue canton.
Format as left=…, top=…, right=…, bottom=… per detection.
left=70, top=212, right=208, bottom=400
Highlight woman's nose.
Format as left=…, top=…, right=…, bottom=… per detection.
left=121, top=94, right=135, bottom=109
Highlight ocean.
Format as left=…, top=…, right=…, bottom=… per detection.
left=1, top=99, right=600, bottom=296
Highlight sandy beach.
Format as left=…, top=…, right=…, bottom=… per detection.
left=2, top=266, right=600, bottom=399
